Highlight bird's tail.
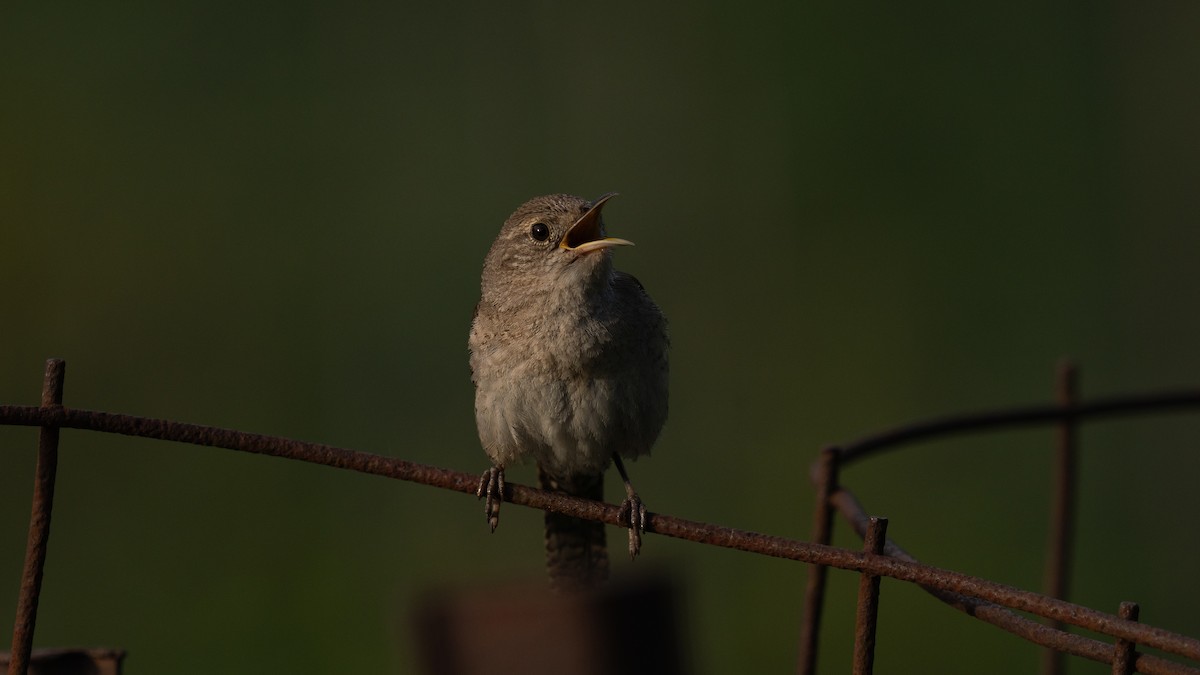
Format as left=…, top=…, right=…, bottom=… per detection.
left=538, top=463, right=609, bottom=593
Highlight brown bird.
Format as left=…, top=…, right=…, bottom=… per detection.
left=469, top=193, right=669, bottom=592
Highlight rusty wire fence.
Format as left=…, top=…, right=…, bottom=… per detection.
left=3, top=358, right=1200, bottom=675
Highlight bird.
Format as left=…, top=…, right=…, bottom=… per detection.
left=469, top=192, right=669, bottom=592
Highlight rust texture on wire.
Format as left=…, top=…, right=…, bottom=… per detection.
left=4, top=359, right=1200, bottom=675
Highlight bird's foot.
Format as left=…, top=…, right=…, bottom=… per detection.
left=617, top=493, right=647, bottom=559
left=476, top=466, right=505, bottom=532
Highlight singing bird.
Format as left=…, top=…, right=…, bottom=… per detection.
left=469, top=193, right=669, bottom=592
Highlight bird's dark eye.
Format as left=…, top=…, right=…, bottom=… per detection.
left=530, top=222, right=550, bottom=242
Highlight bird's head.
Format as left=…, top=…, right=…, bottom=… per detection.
left=480, top=193, right=632, bottom=300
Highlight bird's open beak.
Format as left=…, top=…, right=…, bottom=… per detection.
left=560, top=192, right=634, bottom=254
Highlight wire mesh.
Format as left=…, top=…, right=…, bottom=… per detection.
left=3, top=358, right=1200, bottom=675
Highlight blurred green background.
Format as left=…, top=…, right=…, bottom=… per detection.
left=3, top=2, right=1199, bottom=673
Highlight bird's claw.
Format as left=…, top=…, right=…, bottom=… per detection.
left=617, top=493, right=647, bottom=559
left=476, top=466, right=505, bottom=532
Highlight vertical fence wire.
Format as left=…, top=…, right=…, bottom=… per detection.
left=1042, top=361, right=1080, bottom=675
left=7, top=359, right=66, bottom=675
left=1112, top=602, right=1140, bottom=675
left=798, top=447, right=840, bottom=675
left=852, top=517, right=888, bottom=675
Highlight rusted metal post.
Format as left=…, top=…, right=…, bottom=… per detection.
left=798, top=447, right=840, bottom=675
left=8, top=359, right=66, bottom=675
left=1042, top=361, right=1079, bottom=675
left=852, top=517, right=888, bottom=675
left=1112, top=602, right=1140, bottom=675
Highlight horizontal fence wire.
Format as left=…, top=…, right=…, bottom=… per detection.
left=2, top=400, right=1199, bottom=664
left=832, top=390, right=1200, bottom=465
left=4, top=362, right=1200, bottom=674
